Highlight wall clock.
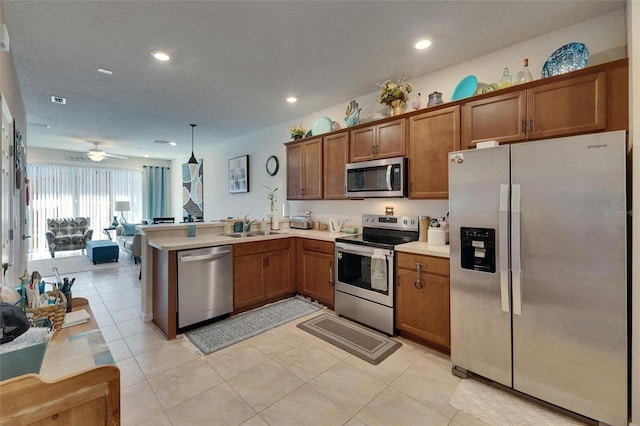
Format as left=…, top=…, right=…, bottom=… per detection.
left=266, top=155, right=279, bottom=176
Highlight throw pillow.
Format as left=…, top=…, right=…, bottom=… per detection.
left=122, top=223, right=139, bottom=236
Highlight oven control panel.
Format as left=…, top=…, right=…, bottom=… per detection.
left=362, top=214, right=419, bottom=231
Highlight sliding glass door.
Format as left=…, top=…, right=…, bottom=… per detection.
left=27, top=164, right=142, bottom=256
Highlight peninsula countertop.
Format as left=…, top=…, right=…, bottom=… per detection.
left=146, top=227, right=356, bottom=251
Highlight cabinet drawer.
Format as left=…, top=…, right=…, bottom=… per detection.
left=397, top=253, right=449, bottom=276
left=300, top=238, right=334, bottom=254
left=234, top=238, right=290, bottom=256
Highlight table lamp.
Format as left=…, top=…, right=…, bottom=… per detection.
left=114, top=201, right=130, bottom=224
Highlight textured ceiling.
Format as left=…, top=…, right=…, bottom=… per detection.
left=3, top=0, right=626, bottom=161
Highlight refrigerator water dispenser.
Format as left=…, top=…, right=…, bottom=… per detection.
left=460, top=227, right=495, bottom=273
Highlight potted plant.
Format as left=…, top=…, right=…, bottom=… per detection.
left=289, top=124, right=306, bottom=140
left=263, top=185, right=279, bottom=230
left=377, top=74, right=413, bottom=116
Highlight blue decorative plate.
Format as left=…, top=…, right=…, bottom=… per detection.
left=311, top=116, right=333, bottom=136
left=451, top=75, right=478, bottom=101
left=541, top=42, right=589, bottom=78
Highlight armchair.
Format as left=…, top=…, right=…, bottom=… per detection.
left=45, top=217, right=93, bottom=258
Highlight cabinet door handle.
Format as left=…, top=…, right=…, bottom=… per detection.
left=528, top=118, right=533, bottom=132
left=265, top=258, right=269, bottom=267
left=521, top=119, right=527, bottom=133
left=415, top=262, right=424, bottom=289
left=329, top=261, right=334, bottom=286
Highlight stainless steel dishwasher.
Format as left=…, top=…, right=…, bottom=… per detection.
left=177, top=245, right=233, bottom=330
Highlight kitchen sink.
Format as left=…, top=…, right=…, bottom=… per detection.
left=248, top=230, right=280, bottom=236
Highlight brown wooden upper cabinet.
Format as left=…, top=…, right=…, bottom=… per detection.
left=286, top=137, right=323, bottom=200
left=323, top=132, right=349, bottom=199
left=349, top=118, right=406, bottom=162
left=462, top=73, right=607, bottom=148
left=408, top=106, right=460, bottom=199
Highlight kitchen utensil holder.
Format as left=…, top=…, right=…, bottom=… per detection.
left=25, top=289, right=67, bottom=330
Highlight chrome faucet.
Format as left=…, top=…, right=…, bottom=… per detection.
left=243, top=215, right=257, bottom=233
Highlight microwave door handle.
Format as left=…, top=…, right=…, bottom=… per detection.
left=386, top=165, right=393, bottom=190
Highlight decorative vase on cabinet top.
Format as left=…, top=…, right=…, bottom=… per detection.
left=345, top=100, right=361, bottom=127
left=391, top=105, right=405, bottom=116
left=427, top=92, right=443, bottom=107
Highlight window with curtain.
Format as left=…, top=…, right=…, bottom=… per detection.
left=144, top=166, right=170, bottom=220
left=27, top=164, right=142, bottom=256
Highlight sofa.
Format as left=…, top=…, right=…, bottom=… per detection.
left=116, top=224, right=141, bottom=263
left=45, top=217, right=93, bottom=258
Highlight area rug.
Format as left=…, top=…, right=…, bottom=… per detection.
left=449, top=378, right=585, bottom=426
left=185, top=296, right=324, bottom=355
left=28, top=254, right=121, bottom=275
left=296, top=314, right=401, bottom=365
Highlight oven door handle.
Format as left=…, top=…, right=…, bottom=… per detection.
left=336, top=246, right=375, bottom=257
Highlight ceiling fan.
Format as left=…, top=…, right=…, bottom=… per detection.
left=86, top=141, right=128, bottom=162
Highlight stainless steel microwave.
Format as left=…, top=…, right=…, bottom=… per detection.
left=345, top=157, right=407, bottom=198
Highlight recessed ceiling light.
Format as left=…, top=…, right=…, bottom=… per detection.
left=169, top=142, right=176, bottom=146
left=97, top=67, right=113, bottom=75
left=151, top=50, right=171, bottom=61
left=144, top=155, right=150, bottom=158
left=286, top=97, right=298, bottom=103
left=414, top=39, right=432, bottom=50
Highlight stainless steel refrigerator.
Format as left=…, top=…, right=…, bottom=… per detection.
left=449, top=131, right=628, bottom=426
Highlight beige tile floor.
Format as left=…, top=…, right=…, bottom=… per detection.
left=37, top=260, right=578, bottom=426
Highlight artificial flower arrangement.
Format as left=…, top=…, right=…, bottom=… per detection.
left=289, top=124, right=306, bottom=139
left=377, top=74, right=413, bottom=108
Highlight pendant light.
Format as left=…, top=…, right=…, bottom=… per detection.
left=188, top=123, right=198, bottom=164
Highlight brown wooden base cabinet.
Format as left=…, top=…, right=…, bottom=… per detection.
left=396, top=252, right=450, bottom=353
left=233, top=238, right=295, bottom=311
left=296, top=238, right=335, bottom=308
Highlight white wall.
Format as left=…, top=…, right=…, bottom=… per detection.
left=0, top=0, right=27, bottom=284
left=628, top=0, right=639, bottom=424
left=171, top=9, right=627, bottom=228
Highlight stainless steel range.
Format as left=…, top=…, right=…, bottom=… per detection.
left=334, top=214, right=419, bottom=335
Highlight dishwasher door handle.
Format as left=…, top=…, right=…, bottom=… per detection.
left=179, top=250, right=231, bottom=263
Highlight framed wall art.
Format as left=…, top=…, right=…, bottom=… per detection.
left=229, top=155, right=249, bottom=193
left=182, top=159, right=203, bottom=220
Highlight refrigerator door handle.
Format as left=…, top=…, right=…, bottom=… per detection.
left=499, top=184, right=510, bottom=313
left=511, top=184, right=522, bottom=315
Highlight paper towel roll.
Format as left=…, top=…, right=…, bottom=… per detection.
left=282, top=202, right=290, bottom=218
left=428, top=228, right=448, bottom=246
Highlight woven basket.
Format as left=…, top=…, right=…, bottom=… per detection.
left=25, top=290, right=67, bottom=331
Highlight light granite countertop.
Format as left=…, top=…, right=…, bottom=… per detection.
left=395, top=241, right=450, bottom=258
left=146, top=226, right=450, bottom=259
left=147, top=228, right=356, bottom=251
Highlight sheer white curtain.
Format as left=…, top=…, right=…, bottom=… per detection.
left=27, top=164, right=142, bottom=256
